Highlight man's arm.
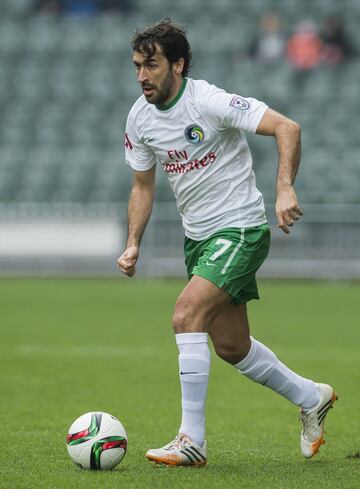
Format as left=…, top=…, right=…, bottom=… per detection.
left=256, top=108, right=303, bottom=234
left=117, top=166, right=156, bottom=276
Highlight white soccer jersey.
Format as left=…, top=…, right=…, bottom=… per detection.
left=125, top=78, right=268, bottom=240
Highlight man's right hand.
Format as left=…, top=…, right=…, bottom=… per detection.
left=117, top=246, right=139, bottom=277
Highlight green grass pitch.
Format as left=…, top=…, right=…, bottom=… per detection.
left=0, top=278, right=359, bottom=489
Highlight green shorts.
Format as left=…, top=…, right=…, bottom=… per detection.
left=184, top=225, right=270, bottom=304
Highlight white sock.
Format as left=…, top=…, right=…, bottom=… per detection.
left=234, top=337, right=320, bottom=409
left=175, top=332, right=210, bottom=447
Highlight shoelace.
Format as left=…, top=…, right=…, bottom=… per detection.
left=300, top=410, right=319, bottom=440
left=166, top=434, right=189, bottom=451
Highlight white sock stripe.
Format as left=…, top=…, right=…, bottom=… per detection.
left=175, top=332, right=208, bottom=345
left=182, top=400, right=205, bottom=411
left=180, top=375, right=209, bottom=385
left=179, top=353, right=210, bottom=361
left=179, top=354, right=210, bottom=368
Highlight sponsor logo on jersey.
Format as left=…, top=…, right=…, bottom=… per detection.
left=230, top=96, right=250, bottom=111
left=184, top=124, right=205, bottom=145
left=167, top=149, right=189, bottom=160
left=124, top=133, right=134, bottom=150
left=163, top=152, right=216, bottom=174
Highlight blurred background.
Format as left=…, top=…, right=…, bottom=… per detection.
left=0, top=0, right=359, bottom=278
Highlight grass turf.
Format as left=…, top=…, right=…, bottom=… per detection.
left=0, top=278, right=359, bottom=489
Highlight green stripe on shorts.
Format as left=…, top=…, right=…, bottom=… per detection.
left=184, top=225, right=270, bottom=304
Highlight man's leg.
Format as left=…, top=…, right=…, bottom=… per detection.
left=208, top=302, right=337, bottom=458
left=146, top=275, right=232, bottom=466
left=209, top=302, right=320, bottom=407
left=173, top=276, right=232, bottom=445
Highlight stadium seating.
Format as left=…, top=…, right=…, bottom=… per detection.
left=0, top=0, right=359, bottom=207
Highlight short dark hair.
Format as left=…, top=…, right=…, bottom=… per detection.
left=131, top=18, right=192, bottom=77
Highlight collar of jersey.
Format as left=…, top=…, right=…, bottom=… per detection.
left=156, top=78, right=188, bottom=111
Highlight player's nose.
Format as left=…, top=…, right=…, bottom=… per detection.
left=137, top=67, right=148, bottom=84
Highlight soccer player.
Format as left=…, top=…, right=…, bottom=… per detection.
left=118, top=19, right=337, bottom=466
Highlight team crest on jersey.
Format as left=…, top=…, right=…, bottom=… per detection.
left=184, top=124, right=205, bottom=145
left=230, top=96, right=250, bottom=111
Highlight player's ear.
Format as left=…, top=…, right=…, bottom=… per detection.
left=173, top=58, right=184, bottom=75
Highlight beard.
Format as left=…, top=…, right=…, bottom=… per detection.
left=143, top=68, right=174, bottom=105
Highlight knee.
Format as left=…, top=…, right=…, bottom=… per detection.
left=213, top=338, right=251, bottom=365
left=172, top=299, right=206, bottom=333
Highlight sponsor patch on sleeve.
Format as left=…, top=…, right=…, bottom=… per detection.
left=124, top=133, right=134, bottom=151
left=230, top=96, right=251, bottom=111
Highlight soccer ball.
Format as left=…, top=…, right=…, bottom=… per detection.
left=66, top=412, right=127, bottom=470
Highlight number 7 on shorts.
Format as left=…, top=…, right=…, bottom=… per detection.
left=209, top=239, right=232, bottom=261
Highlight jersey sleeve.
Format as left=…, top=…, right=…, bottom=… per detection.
left=205, top=86, right=268, bottom=134
left=124, top=111, right=157, bottom=171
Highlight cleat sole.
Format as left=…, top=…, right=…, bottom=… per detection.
left=146, top=454, right=206, bottom=467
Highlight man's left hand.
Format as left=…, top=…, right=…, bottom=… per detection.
left=275, top=185, right=303, bottom=234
